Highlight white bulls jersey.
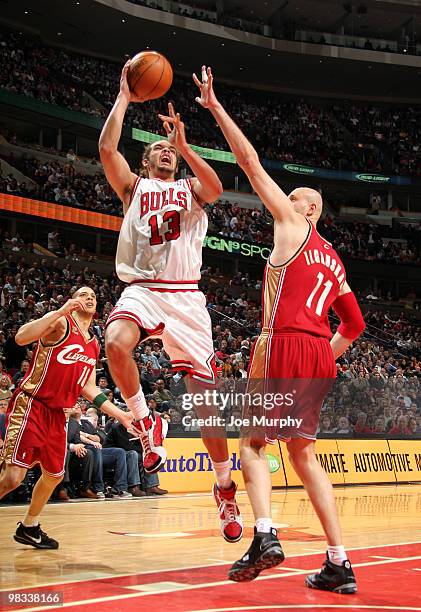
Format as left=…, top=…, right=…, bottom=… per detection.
left=116, top=176, right=207, bottom=283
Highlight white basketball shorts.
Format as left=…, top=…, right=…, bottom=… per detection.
left=106, top=281, right=216, bottom=385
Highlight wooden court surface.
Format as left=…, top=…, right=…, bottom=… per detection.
left=1, top=483, right=421, bottom=611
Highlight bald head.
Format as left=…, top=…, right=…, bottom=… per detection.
left=288, top=188, right=323, bottom=224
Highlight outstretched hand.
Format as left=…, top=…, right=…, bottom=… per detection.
left=193, top=65, right=218, bottom=110
left=158, top=102, right=188, bottom=151
left=119, top=59, right=147, bottom=104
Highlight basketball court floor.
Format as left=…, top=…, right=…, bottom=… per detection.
left=1, top=484, right=421, bottom=611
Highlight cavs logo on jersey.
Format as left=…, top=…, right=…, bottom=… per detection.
left=56, top=344, right=97, bottom=366
left=140, top=188, right=188, bottom=218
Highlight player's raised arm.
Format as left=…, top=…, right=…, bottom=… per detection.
left=81, top=369, right=133, bottom=430
left=158, top=102, right=222, bottom=204
left=330, top=281, right=366, bottom=359
left=15, top=298, right=86, bottom=346
left=193, top=66, right=301, bottom=224
left=99, top=60, right=141, bottom=214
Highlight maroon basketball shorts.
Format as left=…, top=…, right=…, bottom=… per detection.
left=245, top=332, right=337, bottom=440
left=1, top=390, right=67, bottom=477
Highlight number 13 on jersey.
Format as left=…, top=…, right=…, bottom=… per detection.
left=149, top=211, right=181, bottom=246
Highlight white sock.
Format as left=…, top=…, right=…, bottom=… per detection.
left=23, top=514, right=40, bottom=527
left=212, top=459, right=232, bottom=489
left=256, top=517, right=272, bottom=533
left=125, top=388, right=148, bottom=421
left=327, top=545, right=347, bottom=566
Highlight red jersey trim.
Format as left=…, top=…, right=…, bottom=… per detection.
left=128, top=176, right=142, bottom=207
left=148, top=177, right=181, bottom=183
left=171, top=360, right=194, bottom=366
left=40, top=318, right=70, bottom=348
left=268, top=219, right=312, bottom=269
left=171, top=361, right=194, bottom=372
left=69, top=313, right=97, bottom=344
left=105, top=310, right=165, bottom=337
left=129, top=279, right=200, bottom=291
left=315, top=227, right=332, bottom=246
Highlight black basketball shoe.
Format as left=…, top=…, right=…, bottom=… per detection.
left=306, top=554, right=357, bottom=594
left=14, top=522, right=59, bottom=549
left=228, top=527, right=285, bottom=582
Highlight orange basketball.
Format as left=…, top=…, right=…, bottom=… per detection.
left=127, top=51, right=173, bottom=101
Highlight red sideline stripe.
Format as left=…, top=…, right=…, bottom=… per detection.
left=5, top=542, right=421, bottom=612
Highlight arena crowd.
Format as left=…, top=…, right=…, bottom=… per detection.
left=1, top=28, right=421, bottom=176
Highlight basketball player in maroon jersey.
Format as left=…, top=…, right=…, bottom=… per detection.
left=0, top=287, right=133, bottom=549
left=98, top=60, right=243, bottom=542
left=194, top=67, right=365, bottom=593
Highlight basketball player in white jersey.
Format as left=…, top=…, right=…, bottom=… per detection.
left=98, top=60, right=243, bottom=542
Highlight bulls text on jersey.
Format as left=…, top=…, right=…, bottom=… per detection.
left=140, top=189, right=188, bottom=218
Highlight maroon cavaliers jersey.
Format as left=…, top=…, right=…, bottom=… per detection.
left=262, top=221, right=346, bottom=338
left=19, top=314, right=99, bottom=409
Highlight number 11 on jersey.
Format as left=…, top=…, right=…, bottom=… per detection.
left=306, top=272, right=333, bottom=316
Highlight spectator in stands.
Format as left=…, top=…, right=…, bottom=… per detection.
left=0, top=25, right=419, bottom=179
left=140, top=361, right=157, bottom=395
left=47, top=230, right=61, bottom=255
left=0, top=374, right=12, bottom=402
left=389, top=414, right=412, bottom=436
left=354, top=411, right=372, bottom=435
left=151, top=379, right=176, bottom=412
left=12, top=359, right=30, bottom=386
left=0, top=397, right=8, bottom=414
left=80, top=407, right=144, bottom=499
left=97, top=376, right=112, bottom=395
left=335, top=416, right=352, bottom=435
left=141, top=345, right=161, bottom=370
left=4, top=326, right=27, bottom=370
left=66, top=403, right=104, bottom=499
left=104, top=418, right=167, bottom=495
left=318, top=415, right=336, bottom=435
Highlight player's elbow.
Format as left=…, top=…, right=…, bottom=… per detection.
left=238, top=153, right=260, bottom=174
left=338, top=316, right=365, bottom=342
left=14, top=331, right=27, bottom=346
left=356, top=318, right=366, bottom=336
left=334, top=291, right=365, bottom=341
left=98, top=141, right=116, bottom=158
left=207, top=180, right=223, bottom=203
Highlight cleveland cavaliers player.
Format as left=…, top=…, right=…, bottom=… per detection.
left=0, top=287, right=133, bottom=549
left=98, top=60, right=243, bottom=542
left=194, top=66, right=365, bottom=593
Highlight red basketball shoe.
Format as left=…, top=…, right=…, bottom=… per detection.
left=213, top=481, right=243, bottom=543
left=130, top=412, right=168, bottom=474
